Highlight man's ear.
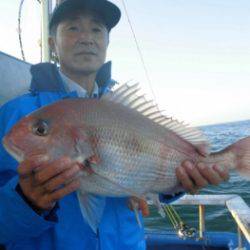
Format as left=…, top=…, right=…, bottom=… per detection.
left=48, top=37, right=59, bottom=63
left=48, top=37, right=56, bottom=52
left=106, top=33, right=110, bottom=47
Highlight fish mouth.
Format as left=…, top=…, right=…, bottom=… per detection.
left=2, top=137, right=24, bottom=162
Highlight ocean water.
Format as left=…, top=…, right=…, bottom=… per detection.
left=145, top=119, right=250, bottom=233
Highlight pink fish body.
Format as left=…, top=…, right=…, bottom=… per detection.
left=3, top=83, right=250, bottom=232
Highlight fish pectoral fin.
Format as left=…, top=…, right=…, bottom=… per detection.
left=146, top=193, right=165, bottom=218
left=71, top=126, right=98, bottom=158
left=77, top=191, right=106, bottom=233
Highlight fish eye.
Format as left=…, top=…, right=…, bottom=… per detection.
left=33, top=120, right=49, bottom=136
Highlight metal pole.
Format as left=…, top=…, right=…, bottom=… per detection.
left=41, top=0, right=52, bottom=62
left=238, top=226, right=244, bottom=250
left=199, top=205, right=205, bottom=239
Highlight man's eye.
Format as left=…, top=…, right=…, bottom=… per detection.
left=68, top=26, right=78, bottom=31
left=92, top=28, right=101, bottom=33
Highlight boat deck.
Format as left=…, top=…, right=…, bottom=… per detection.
left=146, top=231, right=248, bottom=250
left=145, top=194, right=250, bottom=250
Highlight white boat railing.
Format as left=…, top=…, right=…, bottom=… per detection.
left=171, top=194, right=250, bottom=246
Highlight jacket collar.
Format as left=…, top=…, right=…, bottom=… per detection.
left=29, top=61, right=114, bottom=95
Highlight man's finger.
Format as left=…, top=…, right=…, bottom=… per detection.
left=128, top=197, right=149, bottom=217
left=33, top=157, right=72, bottom=185
left=197, top=163, right=222, bottom=185
left=196, top=144, right=210, bottom=157
left=182, top=161, right=208, bottom=189
left=139, top=199, right=149, bottom=217
left=176, top=164, right=196, bottom=194
left=43, top=163, right=81, bottom=192
left=18, top=155, right=49, bottom=178
left=49, top=178, right=81, bottom=202
left=213, top=164, right=229, bottom=181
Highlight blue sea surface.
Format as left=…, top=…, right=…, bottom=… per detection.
left=145, top=119, right=250, bottom=233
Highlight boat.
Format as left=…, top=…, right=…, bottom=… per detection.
left=1, top=49, right=250, bottom=250
left=146, top=194, right=250, bottom=250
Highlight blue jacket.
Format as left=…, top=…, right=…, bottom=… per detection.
left=0, top=62, right=183, bottom=250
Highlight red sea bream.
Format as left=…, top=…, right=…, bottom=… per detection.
left=3, top=83, right=250, bottom=232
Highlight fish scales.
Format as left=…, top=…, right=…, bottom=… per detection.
left=75, top=98, right=199, bottom=196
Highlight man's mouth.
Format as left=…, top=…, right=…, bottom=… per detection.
left=75, top=51, right=97, bottom=56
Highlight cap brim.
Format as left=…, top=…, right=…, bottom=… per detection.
left=49, top=0, right=121, bottom=31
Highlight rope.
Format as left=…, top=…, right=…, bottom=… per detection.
left=18, top=0, right=42, bottom=62
left=163, top=205, right=182, bottom=229
left=163, top=204, right=197, bottom=238
left=120, top=0, right=157, bottom=101
left=18, top=0, right=26, bottom=61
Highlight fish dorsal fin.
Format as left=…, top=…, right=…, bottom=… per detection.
left=102, top=82, right=209, bottom=151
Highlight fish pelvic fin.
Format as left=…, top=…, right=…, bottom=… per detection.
left=129, top=198, right=142, bottom=228
left=227, top=136, right=250, bottom=179
left=77, top=191, right=106, bottom=233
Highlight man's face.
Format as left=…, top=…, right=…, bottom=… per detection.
left=51, top=11, right=109, bottom=75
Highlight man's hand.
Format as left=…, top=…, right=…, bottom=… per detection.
left=128, top=197, right=149, bottom=217
left=18, top=155, right=83, bottom=211
left=176, top=160, right=229, bottom=194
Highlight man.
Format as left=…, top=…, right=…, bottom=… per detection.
left=0, top=0, right=228, bottom=249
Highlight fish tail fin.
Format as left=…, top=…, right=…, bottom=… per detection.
left=227, top=136, right=250, bottom=179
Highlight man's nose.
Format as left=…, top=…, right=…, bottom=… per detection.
left=78, top=31, right=94, bottom=44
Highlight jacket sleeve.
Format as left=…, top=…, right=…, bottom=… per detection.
left=0, top=100, right=57, bottom=244
left=159, top=192, right=185, bottom=204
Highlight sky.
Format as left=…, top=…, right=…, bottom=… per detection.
left=0, top=0, right=250, bottom=126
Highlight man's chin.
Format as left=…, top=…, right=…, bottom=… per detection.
left=74, top=67, right=98, bottom=76
left=71, top=63, right=102, bottom=75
